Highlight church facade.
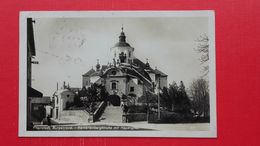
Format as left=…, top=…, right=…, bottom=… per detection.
left=82, top=28, right=168, bottom=105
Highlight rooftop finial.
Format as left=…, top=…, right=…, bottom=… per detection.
left=96, top=59, right=100, bottom=71
left=119, top=24, right=126, bottom=42
left=121, top=24, right=124, bottom=32
left=146, top=58, right=150, bottom=68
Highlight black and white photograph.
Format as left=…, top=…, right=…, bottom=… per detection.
left=19, top=11, right=216, bottom=137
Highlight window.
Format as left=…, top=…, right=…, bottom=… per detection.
left=56, top=96, right=59, bottom=104
left=129, top=51, right=131, bottom=57
left=130, top=86, right=134, bottom=92
left=112, top=82, right=117, bottom=90
left=111, top=70, right=116, bottom=75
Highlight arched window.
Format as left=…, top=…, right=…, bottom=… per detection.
left=112, top=82, right=117, bottom=90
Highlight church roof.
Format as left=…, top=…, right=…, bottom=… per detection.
left=133, top=58, right=158, bottom=75
left=101, top=64, right=152, bottom=87
left=101, top=65, right=108, bottom=71
left=91, top=71, right=102, bottom=76
left=113, top=42, right=131, bottom=47
left=154, top=68, right=168, bottom=77
left=133, top=58, right=167, bottom=77
left=133, top=58, right=153, bottom=70
left=124, top=66, right=152, bottom=86
left=134, top=67, right=152, bottom=82
left=82, top=68, right=95, bottom=76
left=82, top=65, right=108, bottom=77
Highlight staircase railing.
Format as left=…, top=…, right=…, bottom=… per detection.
left=88, top=101, right=107, bottom=123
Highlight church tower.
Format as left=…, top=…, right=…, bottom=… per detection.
left=110, top=26, right=135, bottom=64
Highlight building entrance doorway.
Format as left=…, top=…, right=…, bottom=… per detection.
left=108, top=95, right=121, bottom=106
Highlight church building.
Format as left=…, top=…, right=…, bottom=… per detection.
left=82, top=27, right=168, bottom=105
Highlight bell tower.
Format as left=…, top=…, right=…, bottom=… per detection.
left=96, top=59, right=100, bottom=71
left=110, top=26, right=135, bottom=64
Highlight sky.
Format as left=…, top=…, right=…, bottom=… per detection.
left=31, top=17, right=209, bottom=96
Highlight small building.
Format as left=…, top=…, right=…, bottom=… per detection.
left=52, top=84, right=76, bottom=120
left=30, top=96, right=51, bottom=123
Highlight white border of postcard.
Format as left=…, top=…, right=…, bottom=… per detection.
left=19, top=11, right=216, bottom=137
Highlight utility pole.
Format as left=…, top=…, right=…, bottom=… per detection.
left=158, top=76, right=161, bottom=120
left=145, top=85, right=149, bottom=122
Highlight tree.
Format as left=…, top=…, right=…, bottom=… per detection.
left=168, top=81, right=179, bottom=111
left=176, top=81, right=191, bottom=113
left=160, top=87, right=171, bottom=110
left=167, top=81, right=191, bottom=113
left=195, top=34, right=209, bottom=76
left=139, top=91, right=156, bottom=103
left=189, top=78, right=209, bottom=117
left=79, top=84, right=108, bottom=113
left=73, top=93, right=84, bottom=107
left=127, top=93, right=137, bottom=105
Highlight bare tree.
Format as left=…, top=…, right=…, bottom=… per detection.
left=189, top=78, right=209, bottom=117
left=195, top=34, right=209, bottom=76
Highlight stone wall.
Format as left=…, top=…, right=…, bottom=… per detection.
left=124, top=113, right=147, bottom=123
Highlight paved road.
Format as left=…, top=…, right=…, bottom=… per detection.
left=51, top=106, right=123, bottom=124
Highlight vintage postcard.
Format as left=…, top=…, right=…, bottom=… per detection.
left=19, top=11, right=216, bottom=137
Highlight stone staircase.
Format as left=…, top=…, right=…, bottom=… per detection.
left=97, top=106, right=123, bottom=123
left=58, top=110, right=90, bottom=124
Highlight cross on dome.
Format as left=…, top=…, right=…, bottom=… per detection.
left=121, top=24, right=124, bottom=32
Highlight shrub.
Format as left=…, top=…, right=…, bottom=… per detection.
left=128, top=105, right=147, bottom=113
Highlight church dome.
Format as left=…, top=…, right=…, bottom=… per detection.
left=113, top=27, right=131, bottom=47
left=113, top=42, right=131, bottom=47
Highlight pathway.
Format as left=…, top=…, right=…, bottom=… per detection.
left=97, top=106, right=123, bottom=123
left=53, top=110, right=90, bottom=124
